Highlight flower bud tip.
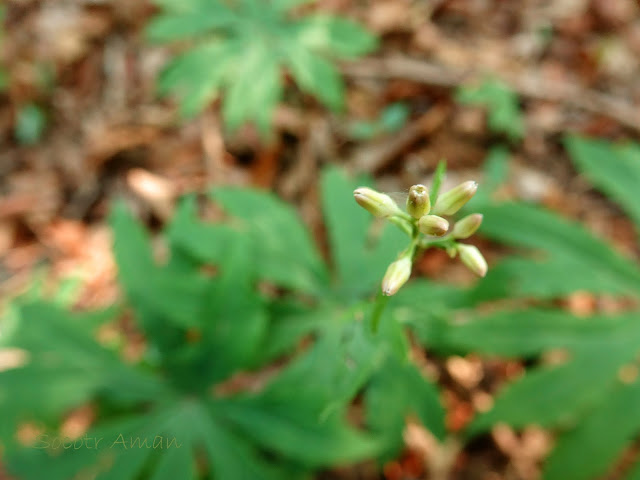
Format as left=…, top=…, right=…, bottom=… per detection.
left=418, top=214, right=449, bottom=237
left=452, top=213, right=483, bottom=239
left=457, top=244, right=488, bottom=277
left=354, top=187, right=401, bottom=218
left=381, top=257, right=412, bottom=296
left=433, top=181, right=478, bottom=216
left=406, top=184, right=431, bottom=219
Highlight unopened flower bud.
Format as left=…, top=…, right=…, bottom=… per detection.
left=433, top=181, right=478, bottom=216
left=381, top=256, right=412, bottom=296
left=457, top=244, right=487, bottom=277
left=354, top=187, right=402, bottom=218
left=406, top=184, right=431, bottom=219
left=418, top=215, right=449, bottom=237
left=452, top=214, right=483, bottom=239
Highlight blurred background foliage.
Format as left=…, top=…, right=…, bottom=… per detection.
left=1, top=0, right=640, bottom=479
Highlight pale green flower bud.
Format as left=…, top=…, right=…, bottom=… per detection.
left=433, top=181, right=478, bottom=216
left=418, top=214, right=449, bottom=237
left=406, top=184, right=431, bottom=219
left=452, top=213, right=483, bottom=239
left=353, top=187, right=402, bottom=218
left=457, top=244, right=487, bottom=277
left=381, top=256, right=412, bottom=296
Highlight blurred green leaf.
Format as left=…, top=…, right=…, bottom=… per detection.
left=111, top=202, right=210, bottom=330
left=544, top=379, right=640, bottom=480
left=365, top=357, right=445, bottom=457
left=148, top=0, right=376, bottom=131
left=565, top=135, right=640, bottom=231
left=478, top=202, right=640, bottom=298
left=0, top=302, right=166, bottom=442
left=210, top=187, right=329, bottom=295
left=285, top=44, right=344, bottom=110
left=15, top=103, right=47, bottom=145
left=292, top=15, right=377, bottom=58
left=348, top=103, right=410, bottom=140
left=379, top=103, right=410, bottom=132
left=468, top=315, right=640, bottom=435
left=436, top=309, right=634, bottom=358
left=457, top=78, right=524, bottom=141
left=321, top=167, right=406, bottom=300
left=223, top=396, right=381, bottom=467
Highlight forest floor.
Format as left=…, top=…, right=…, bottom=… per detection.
left=1, top=1, right=640, bottom=479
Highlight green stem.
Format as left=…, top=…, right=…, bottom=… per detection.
left=419, top=233, right=456, bottom=251
left=430, top=159, right=447, bottom=205
left=370, top=290, right=390, bottom=333
left=388, top=215, right=414, bottom=237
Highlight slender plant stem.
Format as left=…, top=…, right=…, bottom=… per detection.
left=430, top=159, right=447, bottom=205
left=388, top=214, right=413, bottom=236
left=370, top=291, right=390, bottom=333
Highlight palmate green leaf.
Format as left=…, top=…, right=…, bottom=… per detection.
left=565, top=135, right=640, bottom=231
left=146, top=1, right=237, bottom=43
left=149, top=0, right=215, bottom=13
left=197, top=411, right=298, bottom=480
left=149, top=0, right=377, bottom=130
left=15, top=103, right=47, bottom=145
left=258, top=299, right=331, bottom=362
left=223, top=43, right=283, bottom=132
left=467, top=314, right=640, bottom=436
left=222, top=398, right=381, bottom=467
left=157, top=41, right=237, bottom=117
left=5, top=413, right=162, bottom=480
left=285, top=44, right=344, bottom=110
left=166, top=195, right=237, bottom=265
left=0, top=302, right=166, bottom=442
left=544, top=378, right=640, bottom=480
left=111, top=202, right=210, bottom=330
left=389, top=279, right=472, bottom=348
left=198, top=235, right=269, bottom=382
left=365, top=357, right=446, bottom=457
left=210, top=187, right=329, bottom=295
left=221, top=322, right=387, bottom=467
left=457, top=78, right=524, bottom=141
left=321, top=167, right=406, bottom=300
left=266, top=317, right=389, bottom=414
left=292, top=15, right=378, bottom=58
left=437, top=309, right=632, bottom=358
left=271, top=0, right=315, bottom=11
left=477, top=202, right=640, bottom=297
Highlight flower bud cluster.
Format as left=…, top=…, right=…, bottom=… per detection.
left=354, top=177, right=488, bottom=296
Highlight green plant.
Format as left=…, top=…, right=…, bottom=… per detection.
left=2, top=165, right=485, bottom=478
left=457, top=78, right=524, bottom=141
left=14, top=103, right=47, bottom=145
left=347, top=102, right=410, bottom=140
left=147, top=0, right=377, bottom=133
left=404, top=135, right=640, bottom=480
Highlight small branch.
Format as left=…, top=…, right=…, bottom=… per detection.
left=342, top=56, right=640, bottom=133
